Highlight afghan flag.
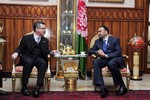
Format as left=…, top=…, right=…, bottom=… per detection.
left=76, top=0, right=88, bottom=79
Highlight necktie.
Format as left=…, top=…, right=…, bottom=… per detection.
left=36, top=37, right=41, bottom=44
left=102, top=40, right=107, bottom=52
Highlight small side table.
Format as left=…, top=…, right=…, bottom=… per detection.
left=53, top=54, right=86, bottom=91
left=61, top=59, right=79, bottom=92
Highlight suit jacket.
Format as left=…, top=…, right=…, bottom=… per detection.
left=15, top=34, right=51, bottom=65
left=89, top=36, right=126, bottom=68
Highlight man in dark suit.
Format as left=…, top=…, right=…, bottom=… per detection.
left=11, top=21, right=54, bottom=98
left=88, top=25, right=127, bottom=98
left=0, top=63, right=8, bottom=95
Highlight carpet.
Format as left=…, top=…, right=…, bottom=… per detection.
left=1, top=90, right=150, bottom=100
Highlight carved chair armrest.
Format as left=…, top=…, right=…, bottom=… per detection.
left=123, top=54, right=129, bottom=60
left=47, top=54, right=51, bottom=73
left=122, top=54, right=129, bottom=69
left=91, top=54, right=97, bottom=58
left=12, top=60, right=16, bottom=73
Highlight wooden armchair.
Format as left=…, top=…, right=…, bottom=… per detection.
left=11, top=55, right=51, bottom=92
left=90, top=35, right=131, bottom=90
left=11, top=32, right=51, bottom=92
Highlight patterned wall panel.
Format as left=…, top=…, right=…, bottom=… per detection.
left=87, top=7, right=143, bottom=21
left=0, top=4, right=57, bottom=19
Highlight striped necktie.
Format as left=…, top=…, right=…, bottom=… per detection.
left=36, top=37, right=41, bottom=44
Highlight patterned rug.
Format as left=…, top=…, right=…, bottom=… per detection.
left=1, top=90, right=150, bottom=100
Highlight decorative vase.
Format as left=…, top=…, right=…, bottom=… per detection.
left=129, top=34, right=144, bottom=80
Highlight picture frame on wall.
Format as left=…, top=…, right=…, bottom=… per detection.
left=89, top=0, right=124, bottom=3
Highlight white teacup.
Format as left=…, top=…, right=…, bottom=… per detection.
left=55, top=53, right=60, bottom=56
left=53, top=50, right=60, bottom=56
left=80, top=51, right=85, bottom=55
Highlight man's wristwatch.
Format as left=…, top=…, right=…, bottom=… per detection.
left=105, top=54, right=108, bottom=58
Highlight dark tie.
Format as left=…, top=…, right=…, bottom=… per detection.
left=102, top=40, right=107, bottom=52
left=36, top=37, right=41, bottom=44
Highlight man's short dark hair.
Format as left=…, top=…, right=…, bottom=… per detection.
left=33, top=21, right=45, bottom=32
left=100, top=25, right=109, bottom=34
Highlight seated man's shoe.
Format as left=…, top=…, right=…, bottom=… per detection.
left=115, top=86, right=127, bottom=95
left=0, top=90, right=8, bottom=95
left=32, top=87, right=40, bottom=98
left=100, top=88, right=109, bottom=98
left=21, top=87, right=30, bottom=96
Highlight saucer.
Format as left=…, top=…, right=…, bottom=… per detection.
left=54, top=54, right=61, bottom=57
left=79, top=54, right=86, bottom=57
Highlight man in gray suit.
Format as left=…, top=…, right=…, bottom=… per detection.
left=11, top=21, right=54, bottom=98
left=88, top=25, right=127, bottom=98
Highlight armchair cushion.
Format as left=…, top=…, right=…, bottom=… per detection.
left=15, top=66, right=37, bottom=72
left=102, top=67, right=127, bottom=72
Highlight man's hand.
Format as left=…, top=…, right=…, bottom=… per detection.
left=50, top=50, right=60, bottom=56
left=11, top=52, right=18, bottom=60
left=97, top=49, right=107, bottom=58
left=0, top=64, right=2, bottom=70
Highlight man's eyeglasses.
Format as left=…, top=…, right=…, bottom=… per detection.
left=98, top=30, right=101, bottom=32
left=38, top=28, right=46, bottom=30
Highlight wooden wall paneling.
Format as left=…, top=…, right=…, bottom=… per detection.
left=119, top=22, right=129, bottom=54
left=143, top=0, right=149, bottom=73
left=136, top=22, right=146, bottom=71
left=136, top=22, right=144, bottom=36
left=124, top=22, right=130, bottom=56
left=111, top=22, right=118, bottom=36
left=129, top=22, right=137, bottom=36
left=87, top=21, right=96, bottom=46
left=5, top=19, right=15, bottom=71
left=111, top=22, right=120, bottom=37
left=49, top=19, right=57, bottom=72
left=135, top=0, right=144, bottom=9
left=15, top=20, right=24, bottom=35
left=14, top=20, right=24, bottom=50
left=24, top=20, right=33, bottom=34
left=124, top=22, right=130, bottom=54
left=87, top=21, right=96, bottom=71
left=128, top=22, right=136, bottom=70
